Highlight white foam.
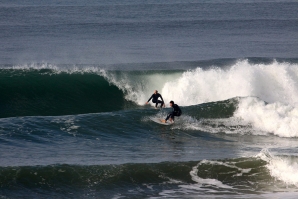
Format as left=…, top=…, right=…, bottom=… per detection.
left=257, top=149, right=298, bottom=187
left=11, top=63, right=60, bottom=71
left=99, top=59, right=298, bottom=138
left=234, top=97, right=298, bottom=137
left=171, top=96, right=298, bottom=138
left=189, top=160, right=233, bottom=189
left=162, top=60, right=298, bottom=106
left=51, top=116, right=79, bottom=137
left=97, top=59, right=298, bottom=108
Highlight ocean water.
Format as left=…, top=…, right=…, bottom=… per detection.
left=1, top=0, right=298, bottom=198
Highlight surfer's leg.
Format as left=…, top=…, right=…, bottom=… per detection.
left=165, top=114, right=170, bottom=121
left=165, top=112, right=173, bottom=121
left=170, top=114, right=174, bottom=121
left=152, top=100, right=158, bottom=107
left=171, top=112, right=180, bottom=121
left=160, top=101, right=164, bottom=108
left=156, top=100, right=163, bottom=108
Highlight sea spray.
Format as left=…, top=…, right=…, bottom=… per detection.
left=234, top=97, right=298, bottom=137
left=97, top=59, right=298, bottom=107
left=162, top=60, right=298, bottom=106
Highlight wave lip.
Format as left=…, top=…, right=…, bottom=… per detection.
left=257, top=149, right=298, bottom=187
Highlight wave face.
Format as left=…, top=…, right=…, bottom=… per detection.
left=0, top=66, right=134, bottom=118
left=1, top=59, right=298, bottom=119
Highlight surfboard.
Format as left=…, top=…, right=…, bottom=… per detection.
left=152, top=105, right=165, bottom=110
left=150, top=117, right=173, bottom=125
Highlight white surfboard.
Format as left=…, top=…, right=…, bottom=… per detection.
left=150, top=117, right=173, bottom=125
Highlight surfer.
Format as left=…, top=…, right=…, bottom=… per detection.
left=162, top=101, right=182, bottom=123
left=146, top=90, right=165, bottom=108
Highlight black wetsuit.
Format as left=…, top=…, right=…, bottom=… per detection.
left=147, top=93, right=164, bottom=108
left=165, top=104, right=182, bottom=121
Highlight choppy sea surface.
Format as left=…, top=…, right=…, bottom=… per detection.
left=1, top=0, right=298, bottom=198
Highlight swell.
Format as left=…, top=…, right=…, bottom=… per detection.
left=0, top=162, right=195, bottom=198
left=1, top=150, right=298, bottom=198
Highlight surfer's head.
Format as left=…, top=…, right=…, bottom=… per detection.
left=170, top=101, right=174, bottom=106
left=154, top=90, right=158, bottom=94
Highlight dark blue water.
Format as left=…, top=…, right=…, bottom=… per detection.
left=1, top=1, right=298, bottom=198
left=1, top=0, right=297, bottom=64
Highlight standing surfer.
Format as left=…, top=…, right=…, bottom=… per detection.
left=146, top=90, right=165, bottom=108
left=162, top=101, right=182, bottom=123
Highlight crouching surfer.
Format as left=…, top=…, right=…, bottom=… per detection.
left=145, top=90, right=165, bottom=108
left=162, top=101, right=182, bottom=123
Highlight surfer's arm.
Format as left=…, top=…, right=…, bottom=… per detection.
left=159, top=94, right=164, bottom=102
left=146, top=95, right=153, bottom=104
